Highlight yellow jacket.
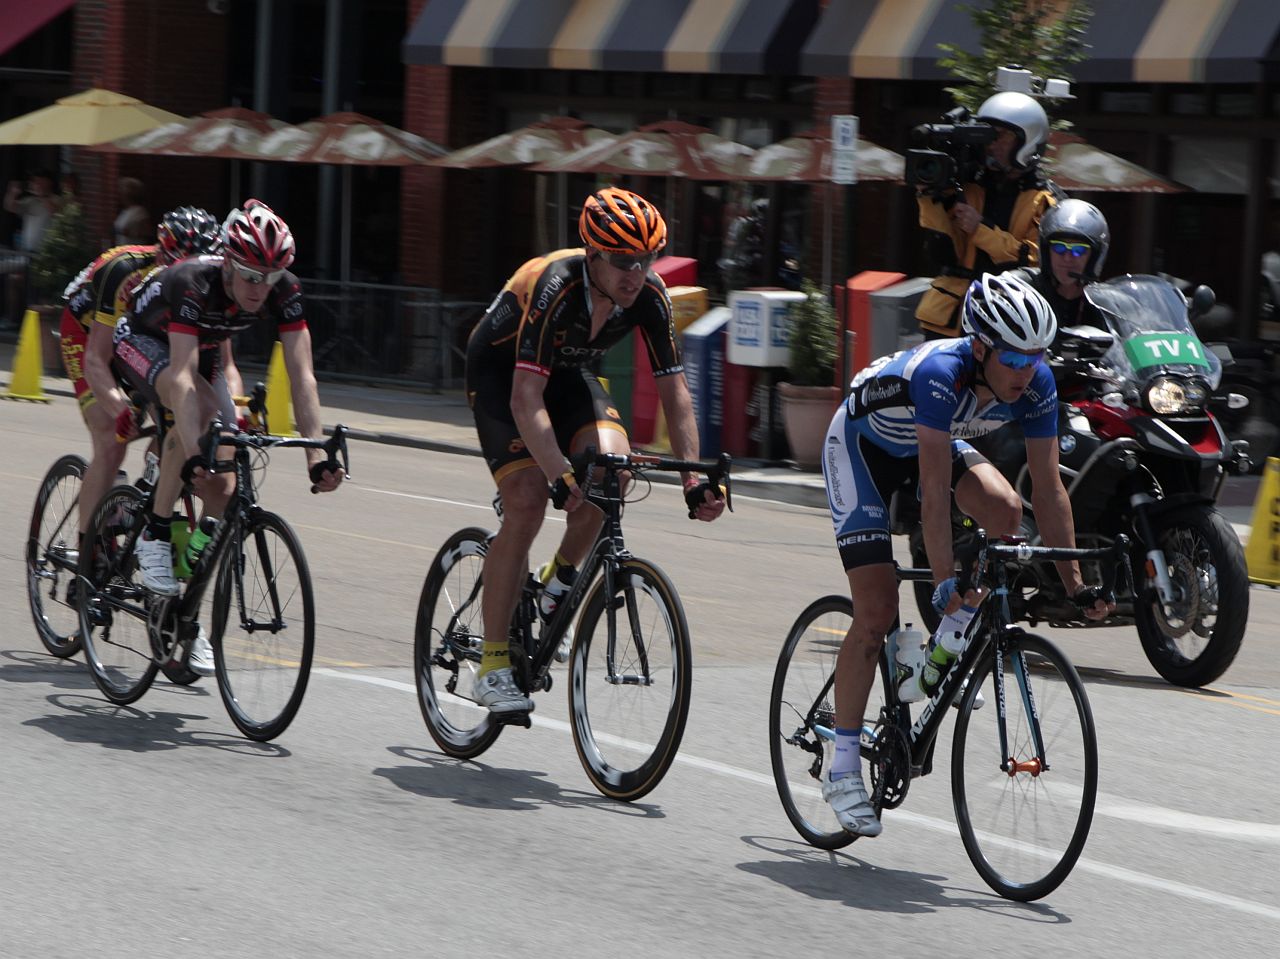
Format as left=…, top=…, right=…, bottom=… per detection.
left=915, top=180, right=1056, bottom=337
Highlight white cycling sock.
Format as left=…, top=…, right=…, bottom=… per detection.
left=830, top=727, right=861, bottom=781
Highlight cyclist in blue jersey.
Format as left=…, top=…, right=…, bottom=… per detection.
left=819, top=271, right=1112, bottom=837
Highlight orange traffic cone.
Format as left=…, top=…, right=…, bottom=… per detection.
left=264, top=340, right=297, bottom=436
left=4, top=309, right=50, bottom=402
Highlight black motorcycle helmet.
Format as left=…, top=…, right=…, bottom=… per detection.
left=1039, top=199, right=1110, bottom=281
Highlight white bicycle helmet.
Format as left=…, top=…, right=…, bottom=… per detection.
left=962, top=272, right=1057, bottom=351
left=976, top=91, right=1049, bottom=170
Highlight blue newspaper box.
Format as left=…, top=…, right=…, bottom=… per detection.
left=682, top=307, right=730, bottom=457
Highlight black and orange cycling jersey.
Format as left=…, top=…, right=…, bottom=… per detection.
left=121, top=255, right=307, bottom=345
left=468, top=248, right=682, bottom=378
left=63, top=244, right=158, bottom=332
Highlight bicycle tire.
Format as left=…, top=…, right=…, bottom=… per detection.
left=570, top=557, right=692, bottom=802
left=78, top=485, right=160, bottom=704
left=414, top=527, right=501, bottom=759
left=28, top=454, right=88, bottom=657
left=770, top=595, right=898, bottom=849
left=209, top=510, right=315, bottom=741
left=951, top=631, right=1098, bottom=901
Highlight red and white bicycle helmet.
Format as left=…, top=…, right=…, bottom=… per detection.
left=222, top=199, right=295, bottom=271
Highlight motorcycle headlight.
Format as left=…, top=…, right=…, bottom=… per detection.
left=1144, top=375, right=1208, bottom=414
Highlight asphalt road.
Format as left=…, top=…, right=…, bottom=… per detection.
left=3, top=395, right=1278, bottom=958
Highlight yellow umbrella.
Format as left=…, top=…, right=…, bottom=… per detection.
left=0, top=88, right=185, bottom=145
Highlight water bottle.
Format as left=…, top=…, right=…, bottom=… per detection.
left=893, top=623, right=927, bottom=704
left=539, top=564, right=576, bottom=623
left=919, top=604, right=978, bottom=697
left=184, top=516, right=218, bottom=574
left=171, top=515, right=193, bottom=579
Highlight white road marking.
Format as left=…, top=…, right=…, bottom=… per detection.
left=314, top=667, right=1280, bottom=922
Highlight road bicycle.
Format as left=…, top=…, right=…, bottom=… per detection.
left=415, top=448, right=732, bottom=801
left=27, top=450, right=94, bottom=659
left=769, top=531, right=1130, bottom=901
left=76, top=397, right=350, bottom=741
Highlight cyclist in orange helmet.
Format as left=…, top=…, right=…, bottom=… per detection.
left=464, top=187, right=726, bottom=713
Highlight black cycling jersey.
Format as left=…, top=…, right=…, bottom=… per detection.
left=123, top=255, right=307, bottom=344
left=63, top=244, right=157, bottom=332
left=468, top=248, right=682, bottom=378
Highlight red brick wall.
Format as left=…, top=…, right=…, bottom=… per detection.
left=401, top=0, right=448, bottom=288
left=810, top=76, right=857, bottom=285
left=70, top=1, right=230, bottom=247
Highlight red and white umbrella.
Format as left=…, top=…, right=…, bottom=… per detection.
left=1046, top=132, right=1187, bottom=194
left=286, top=112, right=446, bottom=166
left=91, top=106, right=298, bottom=160
left=737, top=129, right=904, bottom=183
left=529, top=120, right=755, bottom=180
left=431, top=116, right=615, bottom=169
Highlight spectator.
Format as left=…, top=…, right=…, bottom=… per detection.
left=113, top=177, right=152, bottom=245
left=59, top=171, right=82, bottom=209
left=4, top=170, right=58, bottom=252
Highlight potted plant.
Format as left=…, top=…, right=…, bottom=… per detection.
left=778, top=280, right=842, bottom=469
left=29, top=199, right=95, bottom=374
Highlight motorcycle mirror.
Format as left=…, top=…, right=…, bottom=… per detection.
left=1189, top=284, right=1216, bottom=318
left=1227, top=392, right=1249, bottom=410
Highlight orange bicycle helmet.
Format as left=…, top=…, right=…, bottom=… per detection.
left=579, top=188, right=667, bottom=256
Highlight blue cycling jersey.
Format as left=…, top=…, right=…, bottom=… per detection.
left=843, top=337, right=1057, bottom=455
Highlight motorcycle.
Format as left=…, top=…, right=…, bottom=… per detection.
left=906, top=274, right=1253, bottom=687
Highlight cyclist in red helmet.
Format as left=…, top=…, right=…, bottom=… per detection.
left=113, top=199, right=342, bottom=671
left=67, top=207, right=231, bottom=550
left=464, top=187, right=727, bottom=714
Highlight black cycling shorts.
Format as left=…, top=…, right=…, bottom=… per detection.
left=114, top=330, right=235, bottom=426
left=467, top=358, right=626, bottom=484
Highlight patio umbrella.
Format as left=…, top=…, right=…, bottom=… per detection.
left=431, top=117, right=617, bottom=249
left=90, top=107, right=307, bottom=206
left=0, top=88, right=185, bottom=145
left=260, top=112, right=447, bottom=282
left=430, top=116, right=615, bottom=170
left=1045, top=132, right=1187, bottom=194
left=529, top=120, right=755, bottom=180
left=737, top=129, right=904, bottom=183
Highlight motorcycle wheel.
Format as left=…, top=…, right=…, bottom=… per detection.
left=1133, top=506, right=1249, bottom=687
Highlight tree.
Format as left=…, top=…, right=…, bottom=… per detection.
left=30, top=200, right=96, bottom=304
left=937, top=0, right=1092, bottom=120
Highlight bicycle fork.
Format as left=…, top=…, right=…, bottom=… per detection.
left=993, top=642, right=1049, bottom=777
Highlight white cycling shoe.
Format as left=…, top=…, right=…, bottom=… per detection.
left=822, top=769, right=883, bottom=837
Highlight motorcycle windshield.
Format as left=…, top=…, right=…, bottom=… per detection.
left=1084, top=275, right=1222, bottom=389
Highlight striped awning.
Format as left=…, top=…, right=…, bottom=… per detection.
left=403, top=0, right=819, bottom=75
left=802, top=0, right=1280, bottom=84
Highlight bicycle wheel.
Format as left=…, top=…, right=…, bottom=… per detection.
left=769, top=595, right=894, bottom=848
left=570, top=557, right=692, bottom=802
left=952, top=631, right=1098, bottom=901
left=28, top=454, right=88, bottom=657
left=414, top=527, right=501, bottom=758
left=209, top=510, right=314, bottom=741
left=78, top=485, right=160, bottom=704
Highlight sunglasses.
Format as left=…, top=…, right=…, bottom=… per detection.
left=600, top=250, right=658, bottom=273
left=230, top=261, right=285, bottom=286
left=995, top=348, right=1045, bottom=370
left=1049, top=240, right=1091, bottom=258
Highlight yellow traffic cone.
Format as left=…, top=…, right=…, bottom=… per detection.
left=264, top=340, right=297, bottom=436
left=1245, top=457, right=1280, bottom=586
left=4, top=309, right=51, bottom=403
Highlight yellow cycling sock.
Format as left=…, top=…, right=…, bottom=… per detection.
left=478, top=642, right=510, bottom=677
left=538, top=550, right=572, bottom=585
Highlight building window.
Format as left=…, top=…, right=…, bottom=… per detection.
left=1099, top=90, right=1153, bottom=113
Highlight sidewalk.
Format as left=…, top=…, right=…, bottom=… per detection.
left=0, top=338, right=1259, bottom=524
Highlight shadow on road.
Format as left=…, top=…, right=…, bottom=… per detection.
left=735, top=835, right=1073, bottom=921
left=375, top=744, right=665, bottom=818
left=22, top=692, right=291, bottom=757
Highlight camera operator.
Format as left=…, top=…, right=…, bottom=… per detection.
left=914, top=92, right=1059, bottom=339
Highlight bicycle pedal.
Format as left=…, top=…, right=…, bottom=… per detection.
left=495, top=710, right=533, bottom=729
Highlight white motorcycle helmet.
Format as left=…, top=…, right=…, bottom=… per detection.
left=976, top=91, right=1049, bottom=170
left=962, top=271, right=1057, bottom=351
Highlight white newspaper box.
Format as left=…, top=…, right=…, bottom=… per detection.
left=727, top=290, right=806, bottom=367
